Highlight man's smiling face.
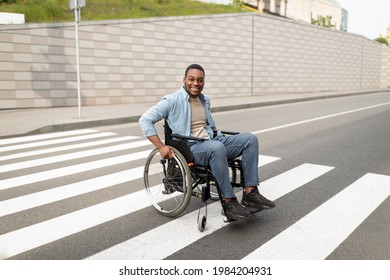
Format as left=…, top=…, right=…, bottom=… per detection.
left=183, top=68, right=205, bottom=98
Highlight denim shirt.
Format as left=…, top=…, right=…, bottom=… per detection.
left=139, top=87, right=216, bottom=139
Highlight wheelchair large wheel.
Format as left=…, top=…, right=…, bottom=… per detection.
left=144, top=147, right=192, bottom=217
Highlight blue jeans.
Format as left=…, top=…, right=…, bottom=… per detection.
left=190, top=133, right=259, bottom=198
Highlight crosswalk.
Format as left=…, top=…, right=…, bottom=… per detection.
left=1, top=129, right=389, bottom=260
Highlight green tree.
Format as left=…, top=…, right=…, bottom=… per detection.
left=375, top=36, right=389, bottom=46
left=233, top=0, right=243, bottom=7
left=311, top=15, right=335, bottom=29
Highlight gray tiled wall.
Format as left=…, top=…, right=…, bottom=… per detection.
left=1, top=13, right=389, bottom=109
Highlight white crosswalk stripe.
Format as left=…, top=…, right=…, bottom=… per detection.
left=87, top=163, right=333, bottom=260
left=243, top=173, right=390, bottom=260
left=0, top=135, right=140, bottom=161
left=0, top=140, right=151, bottom=173
left=0, top=182, right=149, bottom=259
left=0, top=131, right=117, bottom=152
left=0, top=155, right=279, bottom=259
left=0, top=154, right=274, bottom=217
left=0, top=129, right=98, bottom=146
left=0, top=167, right=144, bottom=218
left=0, top=150, right=151, bottom=190
left=0, top=129, right=389, bottom=260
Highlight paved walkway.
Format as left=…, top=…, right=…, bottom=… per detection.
left=1, top=88, right=388, bottom=138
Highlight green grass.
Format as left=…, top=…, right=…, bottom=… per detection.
left=0, top=0, right=247, bottom=23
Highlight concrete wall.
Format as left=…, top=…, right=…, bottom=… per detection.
left=253, top=14, right=389, bottom=94
left=0, top=12, right=389, bottom=109
left=381, top=45, right=390, bottom=89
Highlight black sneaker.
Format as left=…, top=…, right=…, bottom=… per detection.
left=223, top=198, right=251, bottom=220
left=241, top=188, right=275, bottom=212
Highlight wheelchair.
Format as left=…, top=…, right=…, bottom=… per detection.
left=143, top=120, right=246, bottom=232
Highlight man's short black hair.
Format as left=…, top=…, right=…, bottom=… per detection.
left=185, top=64, right=205, bottom=77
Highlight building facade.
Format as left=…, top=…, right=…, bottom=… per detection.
left=244, top=0, right=347, bottom=31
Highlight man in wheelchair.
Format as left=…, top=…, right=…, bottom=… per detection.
left=139, top=64, right=275, bottom=220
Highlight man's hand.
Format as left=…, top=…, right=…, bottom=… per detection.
left=147, top=135, right=175, bottom=159
left=159, top=145, right=175, bottom=159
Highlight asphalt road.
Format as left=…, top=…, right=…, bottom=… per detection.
left=1, top=92, right=389, bottom=260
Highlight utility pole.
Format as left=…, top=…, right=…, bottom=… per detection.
left=70, top=0, right=86, bottom=118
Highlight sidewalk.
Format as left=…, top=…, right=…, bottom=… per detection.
left=1, top=89, right=388, bottom=138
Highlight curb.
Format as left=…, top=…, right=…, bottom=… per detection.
left=0, top=116, right=141, bottom=139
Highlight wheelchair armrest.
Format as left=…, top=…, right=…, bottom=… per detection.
left=167, top=134, right=201, bottom=163
left=219, top=130, right=239, bottom=135
left=171, top=134, right=206, bottom=142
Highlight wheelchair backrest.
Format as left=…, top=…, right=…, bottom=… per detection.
left=164, top=120, right=195, bottom=163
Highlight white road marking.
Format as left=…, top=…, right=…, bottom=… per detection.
left=0, top=129, right=98, bottom=146
left=0, top=140, right=151, bottom=173
left=0, top=132, right=117, bottom=152
left=260, top=163, right=334, bottom=201
left=0, top=136, right=140, bottom=161
left=0, top=150, right=151, bottom=191
left=243, top=173, right=390, bottom=260
left=0, top=167, right=143, bottom=217
left=87, top=163, right=333, bottom=259
left=252, top=101, right=390, bottom=134
left=0, top=187, right=151, bottom=259
left=0, top=155, right=279, bottom=259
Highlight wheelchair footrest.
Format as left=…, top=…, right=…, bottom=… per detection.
left=224, top=217, right=237, bottom=223
left=220, top=209, right=238, bottom=223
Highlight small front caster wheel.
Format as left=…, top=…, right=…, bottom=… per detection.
left=198, top=216, right=207, bottom=232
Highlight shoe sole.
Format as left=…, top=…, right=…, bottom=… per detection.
left=243, top=205, right=263, bottom=213
left=242, top=201, right=275, bottom=212
left=221, top=209, right=250, bottom=220
left=229, top=212, right=251, bottom=220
